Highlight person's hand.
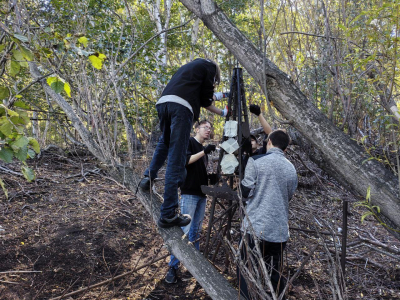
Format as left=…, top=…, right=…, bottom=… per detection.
left=249, top=104, right=261, bottom=116
left=204, top=144, right=216, bottom=154
left=213, top=92, right=223, bottom=101
left=221, top=105, right=229, bottom=117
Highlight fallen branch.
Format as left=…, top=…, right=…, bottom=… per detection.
left=0, top=165, right=23, bottom=177
left=0, top=270, right=42, bottom=274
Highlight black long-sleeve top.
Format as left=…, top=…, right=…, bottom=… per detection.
left=180, top=137, right=208, bottom=196
left=161, top=58, right=216, bottom=121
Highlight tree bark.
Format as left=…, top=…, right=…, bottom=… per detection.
left=180, top=0, right=400, bottom=237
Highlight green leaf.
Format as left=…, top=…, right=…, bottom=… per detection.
left=8, top=60, right=21, bottom=77
left=0, top=147, right=14, bottom=163
left=361, top=211, right=374, bottom=223
left=64, top=82, right=71, bottom=97
left=0, top=178, right=8, bottom=199
left=13, top=50, right=24, bottom=61
left=11, top=135, right=29, bottom=150
left=28, top=137, right=40, bottom=153
left=14, top=34, right=29, bottom=43
left=89, top=55, right=103, bottom=69
left=366, top=186, right=371, bottom=202
left=20, top=46, right=34, bottom=61
left=5, top=107, right=19, bottom=117
left=0, top=45, right=5, bottom=52
left=71, top=45, right=94, bottom=57
left=14, top=100, right=30, bottom=110
left=21, top=165, right=35, bottom=182
left=46, top=76, right=58, bottom=86
left=0, top=86, right=10, bottom=100
left=14, top=144, right=28, bottom=161
left=51, top=80, right=64, bottom=93
left=0, top=119, right=13, bottom=136
left=27, top=149, right=36, bottom=159
left=78, top=36, right=88, bottom=47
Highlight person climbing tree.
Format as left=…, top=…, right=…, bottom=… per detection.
left=139, top=58, right=228, bottom=228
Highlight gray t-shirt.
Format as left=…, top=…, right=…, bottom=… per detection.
left=241, top=147, right=298, bottom=242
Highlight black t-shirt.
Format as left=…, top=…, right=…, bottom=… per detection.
left=180, top=137, right=209, bottom=196
left=161, top=58, right=216, bottom=121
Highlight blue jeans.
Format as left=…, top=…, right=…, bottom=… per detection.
left=169, top=194, right=207, bottom=269
left=144, top=102, right=193, bottom=219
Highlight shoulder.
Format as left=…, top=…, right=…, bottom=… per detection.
left=251, top=152, right=271, bottom=161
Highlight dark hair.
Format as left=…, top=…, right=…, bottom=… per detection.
left=250, top=134, right=257, bottom=141
left=195, top=120, right=212, bottom=128
left=204, top=58, right=220, bottom=85
left=268, top=130, right=290, bottom=151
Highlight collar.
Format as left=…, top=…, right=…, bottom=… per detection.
left=266, top=147, right=284, bottom=155
left=193, top=136, right=203, bottom=144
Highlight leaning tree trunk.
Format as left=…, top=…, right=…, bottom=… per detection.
left=180, top=0, right=400, bottom=238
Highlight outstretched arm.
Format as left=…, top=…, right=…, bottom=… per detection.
left=258, top=113, right=272, bottom=135
left=205, top=101, right=228, bottom=117
left=249, top=104, right=272, bottom=135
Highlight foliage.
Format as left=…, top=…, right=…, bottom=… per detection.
left=355, top=186, right=400, bottom=232
left=0, top=103, right=40, bottom=197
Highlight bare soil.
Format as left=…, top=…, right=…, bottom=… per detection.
left=0, top=147, right=399, bottom=299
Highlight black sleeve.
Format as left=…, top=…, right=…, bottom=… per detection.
left=200, top=63, right=216, bottom=107
left=240, top=183, right=252, bottom=198
left=185, top=139, right=194, bottom=166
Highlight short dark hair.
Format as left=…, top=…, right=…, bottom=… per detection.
left=250, top=134, right=257, bottom=141
left=204, top=58, right=220, bottom=85
left=195, top=120, right=212, bottom=128
left=268, top=130, right=290, bottom=151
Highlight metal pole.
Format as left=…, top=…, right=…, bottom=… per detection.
left=341, top=200, right=348, bottom=279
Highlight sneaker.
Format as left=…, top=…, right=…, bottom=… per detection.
left=158, top=213, right=191, bottom=228
left=165, top=267, right=177, bottom=284
left=138, top=176, right=152, bottom=191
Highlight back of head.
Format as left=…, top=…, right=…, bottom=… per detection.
left=199, top=58, right=220, bottom=85
left=269, top=130, right=290, bottom=151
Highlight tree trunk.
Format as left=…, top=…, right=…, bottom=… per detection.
left=180, top=0, right=400, bottom=238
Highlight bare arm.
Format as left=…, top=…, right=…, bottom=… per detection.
left=258, top=114, right=272, bottom=135
left=188, top=151, right=206, bottom=164
left=205, top=102, right=223, bottom=116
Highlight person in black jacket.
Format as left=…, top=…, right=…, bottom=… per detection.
left=139, top=58, right=228, bottom=229
left=164, top=120, right=216, bottom=283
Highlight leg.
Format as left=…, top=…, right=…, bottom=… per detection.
left=261, top=240, right=287, bottom=297
left=237, top=234, right=251, bottom=300
left=184, top=195, right=206, bottom=250
left=144, top=103, right=170, bottom=179
left=168, top=194, right=198, bottom=270
left=160, top=103, right=193, bottom=218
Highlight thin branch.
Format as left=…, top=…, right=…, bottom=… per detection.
left=7, top=71, right=55, bottom=108
left=116, top=16, right=195, bottom=75
left=280, top=31, right=345, bottom=40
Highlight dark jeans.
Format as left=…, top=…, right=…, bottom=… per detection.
left=144, top=102, right=193, bottom=219
left=237, top=234, right=287, bottom=300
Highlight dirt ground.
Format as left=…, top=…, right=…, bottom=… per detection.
left=0, top=147, right=399, bottom=299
